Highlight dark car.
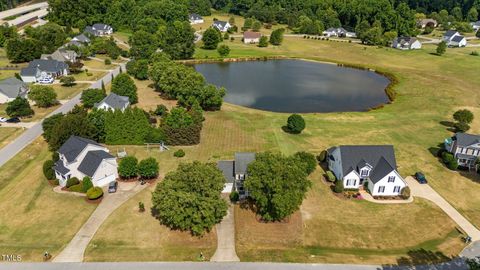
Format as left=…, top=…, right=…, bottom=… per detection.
left=6, top=117, right=20, bottom=123
left=414, top=172, right=428, bottom=184
left=108, top=181, right=118, bottom=193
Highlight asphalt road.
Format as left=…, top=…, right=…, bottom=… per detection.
left=0, top=260, right=470, bottom=270
left=0, top=64, right=125, bottom=169
left=0, top=2, right=48, bottom=20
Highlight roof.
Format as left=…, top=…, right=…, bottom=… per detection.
left=189, top=13, right=202, bottom=20
left=444, top=30, right=458, bottom=37
left=94, top=93, right=130, bottom=110
left=77, top=150, right=115, bottom=177
left=92, top=23, right=112, bottom=31
left=73, top=33, right=91, bottom=43
left=325, top=27, right=347, bottom=33
left=451, top=35, right=465, bottom=42
left=454, top=133, right=480, bottom=147
left=0, top=77, right=27, bottom=98
left=41, top=49, right=77, bottom=63
left=328, top=145, right=397, bottom=179
left=58, top=136, right=103, bottom=162
left=369, top=157, right=395, bottom=184
left=234, top=152, right=256, bottom=175
left=28, top=59, right=68, bottom=73
left=394, top=37, right=419, bottom=48
left=418, top=18, right=437, bottom=25
left=53, top=160, right=70, bottom=175
left=20, top=67, right=39, bottom=77
left=213, top=21, right=229, bottom=28
left=244, top=31, right=261, bottom=39
left=217, top=161, right=235, bottom=183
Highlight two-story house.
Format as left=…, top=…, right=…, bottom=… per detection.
left=445, top=133, right=480, bottom=169
left=94, top=93, right=130, bottom=112
left=212, top=21, right=231, bottom=32
left=327, top=145, right=407, bottom=197
left=53, top=136, right=118, bottom=187
left=217, top=152, right=256, bottom=196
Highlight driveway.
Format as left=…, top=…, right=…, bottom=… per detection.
left=406, top=176, right=480, bottom=241
left=210, top=204, right=240, bottom=262
left=52, top=181, right=147, bottom=262
left=0, top=122, right=38, bottom=128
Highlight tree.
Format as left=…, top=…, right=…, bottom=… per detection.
left=293, top=151, right=317, bottom=175
left=111, top=73, right=138, bottom=103
left=6, top=97, right=34, bottom=118
left=162, top=107, right=194, bottom=128
left=229, top=16, right=235, bottom=25
left=451, top=7, right=463, bottom=22
left=82, top=177, right=93, bottom=193
left=60, top=76, right=76, bottom=87
left=477, top=30, right=480, bottom=39
left=286, top=114, right=306, bottom=134
left=81, top=88, right=106, bottom=108
left=467, top=7, right=479, bottom=22
left=245, top=152, right=311, bottom=222
left=258, top=36, right=268, bottom=47
left=243, top=18, right=253, bottom=30
left=202, top=27, right=222, bottom=49
left=126, top=59, right=149, bottom=80
left=296, top=15, right=324, bottom=35
left=25, top=23, right=67, bottom=53
left=154, top=104, right=168, bottom=116
left=217, top=44, right=230, bottom=57
left=151, top=161, right=228, bottom=235
left=189, top=0, right=211, bottom=16
left=0, top=25, right=18, bottom=47
left=269, top=28, right=284, bottom=45
left=43, top=160, right=55, bottom=180
left=159, top=21, right=195, bottom=60
left=118, top=156, right=138, bottom=179
left=129, top=30, right=158, bottom=59
left=29, top=85, right=58, bottom=108
left=252, top=20, right=262, bottom=32
left=454, top=122, right=471, bottom=132
left=334, top=179, right=344, bottom=193
left=42, top=113, right=64, bottom=142
left=453, top=109, right=474, bottom=124
left=5, top=38, right=42, bottom=62
left=436, top=41, right=447, bottom=55
left=104, top=108, right=153, bottom=145
left=48, top=110, right=98, bottom=151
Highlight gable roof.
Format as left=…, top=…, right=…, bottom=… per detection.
left=369, top=157, right=396, bottom=184
left=58, top=136, right=103, bottom=162
left=244, top=31, right=261, bottom=39
left=72, top=33, right=91, bottom=43
left=94, top=93, right=130, bottom=110
left=92, top=23, right=112, bottom=31
left=451, top=35, right=465, bottom=42
left=217, top=160, right=235, bottom=183
left=53, top=160, right=70, bottom=175
left=20, top=67, right=39, bottom=77
left=28, top=59, right=68, bottom=73
left=189, top=13, right=202, bottom=20
left=454, top=133, right=480, bottom=147
left=328, top=145, right=397, bottom=177
left=77, top=150, right=115, bottom=177
left=444, top=30, right=458, bottom=37
left=394, top=36, right=419, bottom=48
left=213, top=21, right=229, bottom=28
left=234, top=152, right=256, bottom=175
left=41, top=49, right=77, bottom=63
left=0, top=77, right=27, bottom=98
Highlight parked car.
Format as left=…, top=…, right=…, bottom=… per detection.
left=6, top=117, right=20, bottom=123
left=0, top=117, right=7, bottom=122
left=108, top=181, right=118, bottom=193
left=38, top=76, right=54, bottom=84
left=414, top=172, right=428, bottom=184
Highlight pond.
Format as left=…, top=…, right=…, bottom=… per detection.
left=193, top=59, right=391, bottom=113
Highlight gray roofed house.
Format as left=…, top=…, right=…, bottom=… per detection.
left=41, top=48, right=78, bottom=63
left=20, top=59, right=69, bottom=83
left=218, top=152, right=256, bottom=195
left=0, top=77, right=29, bottom=104
left=84, top=23, right=113, bottom=36
left=72, top=33, right=91, bottom=44
left=392, top=36, right=422, bottom=50
left=327, top=145, right=406, bottom=197
left=445, top=133, right=480, bottom=169
left=217, top=160, right=235, bottom=186
left=444, top=30, right=458, bottom=38
left=58, top=136, right=102, bottom=163
left=472, top=21, right=480, bottom=31
left=78, top=150, right=115, bottom=177
left=189, top=13, right=204, bottom=24
left=443, top=30, right=467, bottom=47
left=234, top=152, right=256, bottom=175
left=212, top=20, right=231, bottom=32
left=94, top=93, right=130, bottom=112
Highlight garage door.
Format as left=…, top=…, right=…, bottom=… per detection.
left=95, top=174, right=116, bottom=187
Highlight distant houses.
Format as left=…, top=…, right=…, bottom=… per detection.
left=243, top=31, right=261, bottom=44
left=417, top=19, right=438, bottom=29
left=392, top=37, right=422, bottom=50
left=67, top=33, right=91, bottom=47
left=212, top=20, right=231, bottom=32
left=189, top=13, right=204, bottom=24
left=84, top=23, right=113, bottom=37
left=41, top=48, right=78, bottom=63
left=20, top=59, right=69, bottom=83
left=327, top=145, right=407, bottom=197
left=217, top=152, right=256, bottom=196
left=443, top=30, right=467, bottom=47
left=322, top=27, right=356, bottom=38
left=94, top=93, right=130, bottom=112
left=0, top=78, right=28, bottom=104
left=54, top=136, right=118, bottom=187
left=445, top=133, right=480, bottom=170
left=471, top=21, right=480, bottom=32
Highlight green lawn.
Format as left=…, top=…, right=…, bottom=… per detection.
left=52, top=83, right=90, bottom=100
left=0, top=127, right=23, bottom=148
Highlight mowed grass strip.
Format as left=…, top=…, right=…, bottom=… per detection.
left=0, top=138, right=96, bottom=261
left=0, top=127, right=23, bottom=148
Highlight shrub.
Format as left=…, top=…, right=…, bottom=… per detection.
left=286, top=114, right=306, bottom=134
left=217, top=44, right=230, bottom=57
left=293, top=151, right=317, bottom=175
left=6, top=97, right=34, bottom=118
left=139, top=201, right=145, bottom=212
left=153, top=105, right=168, bottom=116
left=82, top=176, right=93, bottom=193
left=334, top=179, right=344, bottom=193
left=173, top=149, right=185, bottom=158
left=86, top=186, right=103, bottom=200
left=60, top=76, right=76, bottom=87
left=326, top=171, right=336, bottom=182
left=118, top=156, right=138, bottom=179
left=453, top=109, right=474, bottom=124
left=454, top=122, right=470, bottom=132
left=230, top=191, right=239, bottom=202
left=66, top=177, right=80, bottom=188
left=442, top=152, right=454, bottom=163
left=447, top=159, right=458, bottom=170
left=138, top=157, right=159, bottom=179
left=317, top=150, right=327, bottom=162
left=471, top=51, right=479, bottom=56
left=68, top=183, right=84, bottom=193
left=105, top=58, right=111, bottom=65
left=401, top=186, right=410, bottom=199
left=42, top=160, right=55, bottom=180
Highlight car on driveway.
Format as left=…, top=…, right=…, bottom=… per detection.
left=6, top=117, right=20, bottom=123
left=108, top=181, right=118, bottom=193
left=0, top=117, right=7, bottom=122
left=414, top=172, right=428, bottom=184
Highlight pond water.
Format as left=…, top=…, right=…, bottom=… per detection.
left=193, top=59, right=391, bottom=113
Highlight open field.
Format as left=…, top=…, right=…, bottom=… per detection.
left=73, top=69, right=107, bottom=82
left=52, top=83, right=90, bottom=100
left=0, top=127, right=23, bottom=147
left=0, top=138, right=97, bottom=261
left=83, top=58, right=117, bottom=71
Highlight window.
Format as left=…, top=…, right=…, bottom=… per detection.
left=353, top=180, right=357, bottom=186
left=346, top=179, right=351, bottom=186
left=361, top=169, right=369, bottom=177
left=378, top=186, right=385, bottom=193
left=393, top=186, right=401, bottom=193
left=388, top=176, right=395, bottom=183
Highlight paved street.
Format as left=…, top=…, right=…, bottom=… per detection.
left=0, top=63, right=125, bottom=169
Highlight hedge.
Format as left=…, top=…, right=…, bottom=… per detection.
left=66, top=177, right=80, bottom=188
left=173, top=149, right=185, bottom=158
left=326, top=171, right=336, bottom=182
left=87, top=187, right=104, bottom=200
left=43, top=160, right=55, bottom=180
left=334, top=179, right=344, bottom=193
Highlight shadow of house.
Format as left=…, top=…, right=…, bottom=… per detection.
left=381, top=250, right=467, bottom=269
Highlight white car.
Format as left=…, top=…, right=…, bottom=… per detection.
left=0, top=117, right=7, bottom=122
left=37, top=77, right=54, bottom=84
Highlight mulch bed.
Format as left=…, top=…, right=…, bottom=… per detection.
left=85, top=196, right=103, bottom=204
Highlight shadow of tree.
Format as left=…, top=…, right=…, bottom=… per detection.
left=380, top=250, right=468, bottom=269
left=439, top=121, right=457, bottom=132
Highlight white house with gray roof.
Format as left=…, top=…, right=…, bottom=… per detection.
left=445, top=133, right=480, bottom=170
left=217, top=152, right=256, bottom=195
left=443, top=30, right=467, bottom=47
left=0, top=77, right=28, bottom=104
left=471, top=21, right=480, bottom=32
left=94, top=93, right=130, bottom=112
left=41, top=48, right=78, bottom=63
left=20, top=59, right=69, bottom=83
left=54, top=136, right=118, bottom=187
left=212, top=21, right=231, bottom=32
left=392, top=37, right=422, bottom=50
left=327, top=145, right=407, bottom=197
left=189, top=13, right=204, bottom=24
left=84, top=23, right=113, bottom=37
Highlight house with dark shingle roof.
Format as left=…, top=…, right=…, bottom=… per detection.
left=54, top=136, right=118, bottom=187
left=443, top=30, right=467, bottom=47
left=20, top=59, right=69, bottom=83
left=327, top=145, right=407, bottom=196
left=0, top=77, right=28, bottom=104
left=189, top=13, right=204, bottom=24
left=41, top=48, right=78, bottom=63
left=217, top=152, right=256, bottom=195
left=94, top=93, right=130, bottom=112
left=212, top=20, right=231, bottom=32
left=445, top=133, right=480, bottom=169
left=84, top=23, right=113, bottom=37
left=392, top=37, right=422, bottom=50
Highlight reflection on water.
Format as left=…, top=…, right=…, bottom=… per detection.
left=193, top=59, right=390, bottom=113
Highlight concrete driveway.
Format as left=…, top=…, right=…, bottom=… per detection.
left=210, top=204, right=240, bottom=262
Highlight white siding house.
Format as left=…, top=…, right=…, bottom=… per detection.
left=443, top=30, right=467, bottom=47
left=392, top=37, right=422, bottom=50
left=212, top=21, right=231, bottom=32
left=189, top=13, right=204, bottom=24
left=445, top=133, right=480, bottom=169
left=94, top=93, right=130, bottom=112
left=217, top=152, right=256, bottom=197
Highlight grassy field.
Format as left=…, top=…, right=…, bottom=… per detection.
left=83, top=58, right=116, bottom=71
left=0, top=127, right=23, bottom=147
left=52, top=83, right=90, bottom=100
left=73, top=69, right=107, bottom=82
left=0, top=138, right=97, bottom=261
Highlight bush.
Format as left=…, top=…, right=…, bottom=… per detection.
left=442, top=152, right=454, bottom=163
left=317, top=150, right=327, bottom=162
left=66, top=177, right=80, bottom=188
left=453, top=109, right=474, bottom=124
left=82, top=176, right=93, bottom=193
left=334, top=179, right=344, bottom=193
left=447, top=159, right=458, bottom=170
left=217, top=44, right=230, bottom=57
left=173, top=149, right=185, bottom=158
left=293, top=151, right=317, bottom=175
left=153, top=104, right=168, bottom=116
left=43, top=160, right=55, bottom=180
left=68, top=183, right=84, bottom=193
left=139, top=201, right=145, bottom=212
left=118, top=156, right=138, bottom=179
left=401, top=186, right=410, bottom=199
left=230, top=191, right=239, bottom=202
left=6, top=97, right=34, bottom=117
left=454, top=122, right=470, bottom=132
left=86, top=186, right=103, bottom=200
left=326, top=171, right=336, bottom=182
left=286, top=114, right=306, bottom=134
left=138, top=157, right=159, bottom=179
left=60, top=76, right=76, bottom=87
left=104, top=58, right=111, bottom=65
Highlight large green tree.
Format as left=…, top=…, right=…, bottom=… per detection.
left=111, top=73, right=138, bottom=104
left=202, top=27, right=222, bottom=49
left=269, top=28, right=284, bottom=45
left=25, top=23, right=67, bottom=53
left=129, top=30, right=158, bottom=59
left=159, top=21, right=195, bottom=60
left=28, top=85, right=58, bottom=108
left=6, top=97, right=34, bottom=118
left=5, top=38, right=42, bottom=62
left=48, top=110, right=98, bottom=151
left=81, top=88, right=106, bottom=108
